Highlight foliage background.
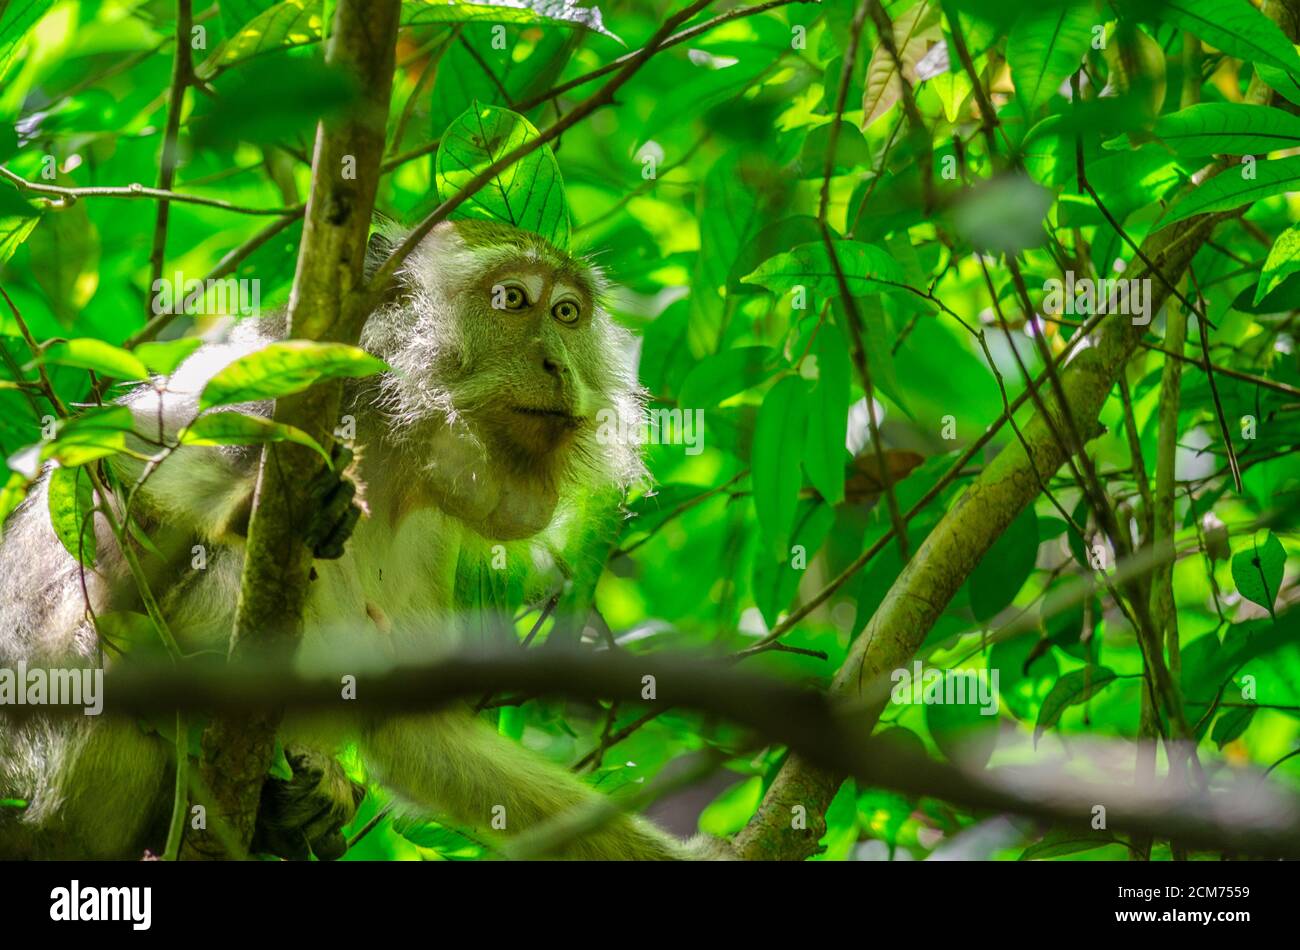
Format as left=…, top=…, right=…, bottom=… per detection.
left=3, top=0, right=1300, bottom=860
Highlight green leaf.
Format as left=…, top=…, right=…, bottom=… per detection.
left=1211, top=703, right=1256, bottom=749
left=967, top=506, right=1038, bottom=622
left=1255, top=222, right=1300, bottom=305
left=26, top=197, right=99, bottom=327
left=1230, top=530, right=1286, bottom=617
left=0, top=182, right=37, bottom=218
left=861, top=0, right=941, bottom=129
left=741, top=240, right=905, bottom=300
left=989, top=635, right=1059, bottom=721
left=134, top=339, right=204, bottom=376
left=1034, top=667, right=1119, bottom=743
left=403, top=0, right=617, bottom=38
left=1019, top=828, right=1118, bottom=860
left=1143, top=0, right=1300, bottom=74
left=801, top=330, right=849, bottom=505
left=47, top=464, right=96, bottom=566
left=925, top=693, right=999, bottom=768
left=1160, top=155, right=1300, bottom=227
left=0, top=470, right=32, bottom=528
left=180, top=411, right=329, bottom=463
left=192, top=54, right=357, bottom=150
left=197, top=0, right=324, bottom=79
left=391, top=815, right=483, bottom=858
left=269, top=740, right=294, bottom=781
left=752, top=376, right=809, bottom=553
left=0, top=215, right=40, bottom=265
left=1144, top=103, right=1300, bottom=158
left=697, top=156, right=764, bottom=295
left=40, top=406, right=137, bottom=469
left=1256, top=62, right=1300, bottom=107
left=95, top=611, right=162, bottom=656
left=200, top=0, right=616, bottom=78
left=198, top=341, right=388, bottom=410
left=1007, top=4, right=1095, bottom=113
left=0, top=0, right=54, bottom=80
left=752, top=498, right=835, bottom=628
left=40, top=338, right=150, bottom=381
left=436, top=103, right=570, bottom=249
left=677, top=346, right=773, bottom=408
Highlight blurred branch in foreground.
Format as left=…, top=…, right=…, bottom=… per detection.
left=5, top=646, right=1300, bottom=858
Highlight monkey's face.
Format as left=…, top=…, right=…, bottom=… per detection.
left=363, top=220, right=646, bottom=537
left=456, top=262, right=598, bottom=463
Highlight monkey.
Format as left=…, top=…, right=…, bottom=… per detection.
left=0, top=219, right=719, bottom=860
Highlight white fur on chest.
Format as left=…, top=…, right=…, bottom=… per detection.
left=301, top=502, right=567, bottom=663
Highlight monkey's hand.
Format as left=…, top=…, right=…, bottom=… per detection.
left=303, top=444, right=365, bottom=560
left=251, top=747, right=366, bottom=861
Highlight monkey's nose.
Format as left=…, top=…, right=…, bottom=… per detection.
left=542, top=356, right=568, bottom=379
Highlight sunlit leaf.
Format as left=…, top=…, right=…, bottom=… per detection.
left=40, top=338, right=150, bottom=381
left=1006, top=3, right=1094, bottom=113
left=200, top=0, right=615, bottom=80
left=47, top=464, right=96, bottom=566
left=1160, top=156, right=1300, bottom=226
left=860, top=0, right=941, bottom=129
left=0, top=0, right=53, bottom=80
left=199, top=341, right=388, bottom=410
left=1141, top=0, right=1300, bottom=74
left=436, top=104, right=570, bottom=249
left=1255, top=222, right=1300, bottom=305
left=179, top=411, right=330, bottom=463
left=134, top=339, right=204, bottom=376
left=1140, top=103, right=1300, bottom=158
left=0, top=469, right=32, bottom=528
left=39, top=406, right=137, bottom=469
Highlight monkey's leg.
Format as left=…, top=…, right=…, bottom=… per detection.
left=4, top=717, right=172, bottom=859
left=363, top=711, right=697, bottom=860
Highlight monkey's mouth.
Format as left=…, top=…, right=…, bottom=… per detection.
left=510, top=406, right=582, bottom=428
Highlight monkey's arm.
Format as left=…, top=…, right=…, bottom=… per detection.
left=363, top=711, right=698, bottom=860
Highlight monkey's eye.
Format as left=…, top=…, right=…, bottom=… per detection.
left=552, top=299, right=581, bottom=325
left=494, top=283, right=529, bottom=311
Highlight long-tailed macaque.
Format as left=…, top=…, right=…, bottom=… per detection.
left=0, top=220, right=710, bottom=860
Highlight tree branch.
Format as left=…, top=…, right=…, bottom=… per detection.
left=734, top=209, right=1237, bottom=859
left=143, top=1, right=194, bottom=326
left=180, top=0, right=402, bottom=860
left=11, top=647, right=1300, bottom=859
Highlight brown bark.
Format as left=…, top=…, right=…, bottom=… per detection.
left=180, top=0, right=401, bottom=859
